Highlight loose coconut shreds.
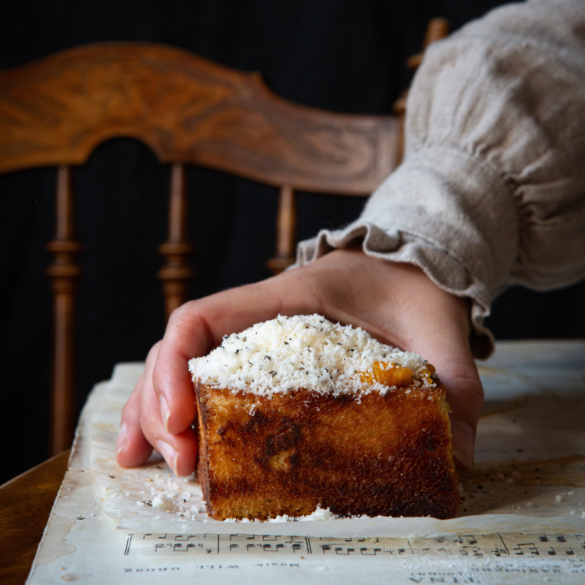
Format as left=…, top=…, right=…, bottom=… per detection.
left=222, top=505, right=399, bottom=523
left=189, top=314, right=434, bottom=396
left=223, top=505, right=338, bottom=523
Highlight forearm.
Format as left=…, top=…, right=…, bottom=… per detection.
left=298, top=0, right=585, bottom=359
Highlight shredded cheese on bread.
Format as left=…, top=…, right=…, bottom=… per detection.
left=189, top=314, right=436, bottom=396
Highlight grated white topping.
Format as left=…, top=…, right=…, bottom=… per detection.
left=189, top=314, right=434, bottom=396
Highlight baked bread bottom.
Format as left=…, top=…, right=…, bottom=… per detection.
left=195, top=381, right=459, bottom=521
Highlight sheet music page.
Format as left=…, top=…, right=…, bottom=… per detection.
left=27, top=341, right=585, bottom=584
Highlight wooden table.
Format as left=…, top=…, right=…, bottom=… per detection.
left=0, top=451, right=69, bottom=585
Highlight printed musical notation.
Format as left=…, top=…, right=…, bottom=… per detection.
left=125, top=532, right=585, bottom=559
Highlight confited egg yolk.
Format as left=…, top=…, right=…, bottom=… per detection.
left=360, top=361, right=414, bottom=387
left=420, top=363, right=436, bottom=384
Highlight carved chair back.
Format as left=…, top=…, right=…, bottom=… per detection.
left=0, top=20, right=447, bottom=456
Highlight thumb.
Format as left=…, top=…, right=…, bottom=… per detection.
left=431, top=347, right=484, bottom=470
left=406, top=306, right=483, bottom=470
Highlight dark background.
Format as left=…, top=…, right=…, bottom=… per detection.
left=1, top=0, right=584, bottom=486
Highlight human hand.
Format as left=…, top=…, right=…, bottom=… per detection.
left=115, top=247, right=483, bottom=475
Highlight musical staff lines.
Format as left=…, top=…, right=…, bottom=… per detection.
left=125, top=532, right=585, bottom=559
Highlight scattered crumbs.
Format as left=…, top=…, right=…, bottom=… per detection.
left=556, top=495, right=564, bottom=503
left=505, top=478, right=514, bottom=484
left=220, top=505, right=400, bottom=524
left=526, top=502, right=533, bottom=507
left=512, top=471, right=522, bottom=478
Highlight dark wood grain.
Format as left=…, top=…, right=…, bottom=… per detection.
left=46, top=168, right=81, bottom=454
left=0, top=43, right=399, bottom=195
left=406, top=18, right=450, bottom=70
left=393, top=18, right=449, bottom=165
left=0, top=42, right=402, bottom=448
left=0, top=451, right=69, bottom=585
left=1, top=28, right=451, bottom=456
left=266, top=185, right=297, bottom=275
left=158, top=163, right=195, bottom=318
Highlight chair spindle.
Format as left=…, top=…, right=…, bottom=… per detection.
left=393, top=18, right=450, bottom=165
left=267, top=185, right=297, bottom=275
left=46, top=165, right=82, bottom=455
left=158, top=163, right=195, bottom=320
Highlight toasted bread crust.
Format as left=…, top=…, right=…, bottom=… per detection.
left=195, top=382, right=459, bottom=521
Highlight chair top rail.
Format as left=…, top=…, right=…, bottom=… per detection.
left=0, top=42, right=399, bottom=195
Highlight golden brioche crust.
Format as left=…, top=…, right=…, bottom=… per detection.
left=195, top=381, right=459, bottom=521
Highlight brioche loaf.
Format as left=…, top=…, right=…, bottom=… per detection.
left=189, top=315, right=459, bottom=521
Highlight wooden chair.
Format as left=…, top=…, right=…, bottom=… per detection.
left=0, top=20, right=447, bottom=456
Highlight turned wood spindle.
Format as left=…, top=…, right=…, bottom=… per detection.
left=393, top=18, right=450, bottom=165
left=158, top=163, right=195, bottom=320
left=46, top=165, right=83, bottom=455
left=266, top=185, right=297, bottom=275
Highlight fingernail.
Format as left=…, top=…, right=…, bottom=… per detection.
left=156, top=440, right=178, bottom=475
left=451, top=421, right=474, bottom=470
left=159, top=394, right=170, bottom=432
left=115, top=423, right=128, bottom=455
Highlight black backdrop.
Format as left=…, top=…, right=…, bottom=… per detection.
left=1, top=0, right=584, bottom=485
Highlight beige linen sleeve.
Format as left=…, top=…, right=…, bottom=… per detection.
left=296, top=0, right=585, bottom=358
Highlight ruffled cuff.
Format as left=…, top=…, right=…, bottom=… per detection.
left=296, top=146, right=519, bottom=359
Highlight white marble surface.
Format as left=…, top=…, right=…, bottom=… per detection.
left=27, top=341, right=585, bottom=584
left=89, top=342, right=585, bottom=535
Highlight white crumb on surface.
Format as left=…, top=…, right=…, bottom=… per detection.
left=222, top=505, right=339, bottom=523
left=189, top=314, right=433, bottom=396
left=139, top=473, right=203, bottom=519
left=299, top=506, right=338, bottom=522
left=270, top=506, right=338, bottom=523
left=152, top=493, right=175, bottom=511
